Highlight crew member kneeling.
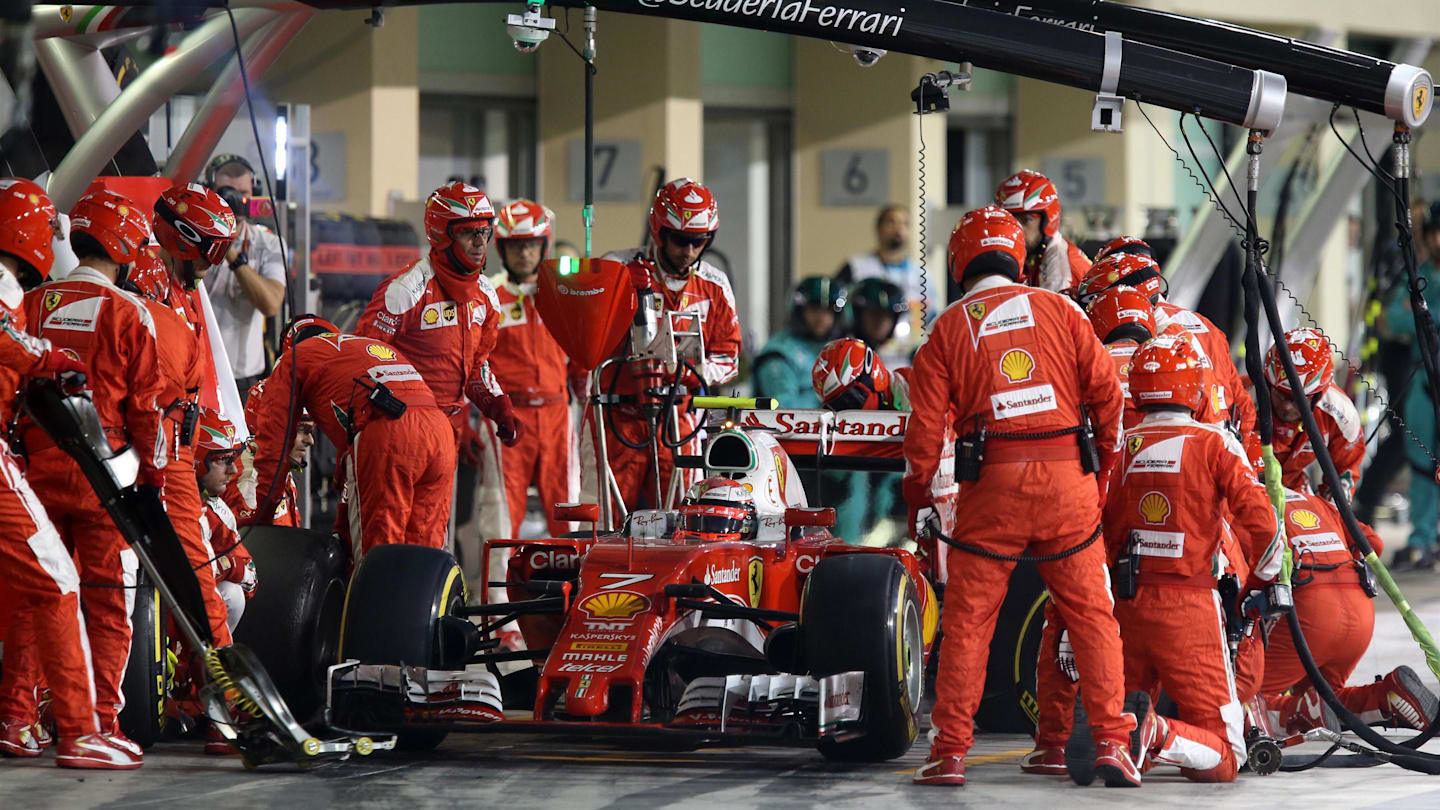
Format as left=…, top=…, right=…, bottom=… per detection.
left=903, top=206, right=1135, bottom=788
left=1104, top=335, right=1283, bottom=782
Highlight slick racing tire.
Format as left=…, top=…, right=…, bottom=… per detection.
left=802, top=554, right=923, bottom=762
left=118, top=571, right=166, bottom=748
left=233, top=526, right=349, bottom=723
left=975, top=561, right=1046, bottom=735
left=339, top=544, right=468, bottom=751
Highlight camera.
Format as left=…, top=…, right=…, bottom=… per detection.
left=831, top=41, right=887, bottom=67
left=507, top=2, right=556, bottom=54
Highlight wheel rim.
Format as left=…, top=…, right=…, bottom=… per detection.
left=901, top=597, right=924, bottom=709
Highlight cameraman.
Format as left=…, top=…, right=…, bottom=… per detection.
left=205, top=155, right=286, bottom=397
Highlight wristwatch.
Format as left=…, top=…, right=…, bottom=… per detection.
left=229, top=252, right=249, bottom=271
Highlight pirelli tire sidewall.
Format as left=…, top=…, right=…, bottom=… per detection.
left=233, top=526, right=349, bottom=723
left=118, top=571, right=166, bottom=748
left=802, top=553, right=922, bottom=762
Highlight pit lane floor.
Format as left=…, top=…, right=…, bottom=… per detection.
left=9, top=530, right=1440, bottom=809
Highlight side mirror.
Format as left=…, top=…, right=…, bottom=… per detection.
left=553, top=503, right=600, bottom=524
left=784, top=507, right=835, bottom=528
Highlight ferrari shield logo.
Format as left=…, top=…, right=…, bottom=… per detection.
left=59, top=6, right=72, bottom=22
left=1416, top=85, right=1429, bottom=122
left=967, top=302, right=987, bottom=320
left=43, top=291, right=62, bottom=311
left=747, top=557, right=763, bottom=608
left=1127, top=435, right=1144, bottom=455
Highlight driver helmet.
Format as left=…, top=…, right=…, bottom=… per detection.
left=675, top=477, right=756, bottom=543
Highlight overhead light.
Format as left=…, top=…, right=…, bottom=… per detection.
left=274, top=110, right=289, bottom=182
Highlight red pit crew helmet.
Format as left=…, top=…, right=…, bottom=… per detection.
left=279, top=314, right=340, bottom=356
left=812, top=337, right=892, bottom=411
left=195, top=407, right=243, bottom=471
left=1085, top=286, right=1157, bottom=345
left=648, top=178, right=719, bottom=252
left=0, top=178, right=60, bottom=282
left=127, top=247, right=172, bottom=304
left=995, top=169, right=1061, bottom=237
left=153, top=184, right=236, bottom=266
left=947, top=204, right=1026, bottom=284
left=1094, top=235, right=1155, bottom=262
left=1128, top=333, right=1213, bottom=415
left=70, top=189, right=151, bottom=266
left=425, top=182, right=495, bottom=273
left=1077, top=252, right=1166, bottom=307
left=1264, top=327, right=1334, bottom=396
left=675, top=477, right=756, bottom=543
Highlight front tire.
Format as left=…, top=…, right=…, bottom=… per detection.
left=118, top=572, right=166, bottom=747
left=802, top=554, right=923, bottom=762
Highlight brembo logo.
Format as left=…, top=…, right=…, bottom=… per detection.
left=558, top=286, right=603, bottom=297
left=635, top=0, right=906, bottom=37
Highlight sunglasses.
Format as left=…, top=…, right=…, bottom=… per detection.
left=665, top=232, right=711, bottom=249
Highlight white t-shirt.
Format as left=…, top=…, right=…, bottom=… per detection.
left=205, top=221, right=286, bottom=378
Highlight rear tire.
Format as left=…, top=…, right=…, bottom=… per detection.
left=233, top=526, right=348, bottom=723
left=802, top=554, right=923, bottom=762
left=339, top=545, right=468, bottom=751
left=118, top=572, right=166, bottom=748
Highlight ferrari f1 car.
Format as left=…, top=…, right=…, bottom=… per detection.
left=327, top=414, right=940, bottom=760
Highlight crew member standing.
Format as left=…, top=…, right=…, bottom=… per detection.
left=250, top=317, right=456, bottom=555
left=994, top=170, right=1090, bottom=293
left=12, top=189, right=166, bottom=758
left=904, top=206, right=1136, bottom=788
left=487, top=199, right=578, bottom=536
left=0, top=179, right=138, bottom=769
left=1103, top=335, right=1283, bottom=783
left=356, top=182, right=522, bottom=455
left=600, top=178, right=741, bottom=509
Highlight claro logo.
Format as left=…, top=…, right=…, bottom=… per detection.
left=558, top=285, right=604, bottom=297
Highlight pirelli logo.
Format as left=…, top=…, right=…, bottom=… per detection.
left=570, top=641, right=627, bottom=652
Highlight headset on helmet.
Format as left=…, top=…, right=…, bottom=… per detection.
left=812, top=337, right=892, bottom=410
left=648, top=178, right=719, bottom=260
left=1094, top=235, right=1154, bottom=263
left=153, top=183, right=236, bottom=269
left=0, top=178, right=60, bottom=285
left=204, top=153, right=257, bottom=192
left=1128, top=334, right=1214, bottom=415
left=675, top=477, right=756, bottom=543
left=1077, top=253, right=1166, bottom=307
left=1085, top=286, right=1156, bottom=345
left=947, top=204, right=1026, bottom=284
left=1264, top=327, right=1334, bottom=396
left=995, top=170, right=1061, bottom=238
left=70, top=189, right=150, bottom=268
left=424, top=182, right=496, bottom=273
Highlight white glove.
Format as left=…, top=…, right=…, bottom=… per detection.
left=1057, top=630, right=1080, bottom=683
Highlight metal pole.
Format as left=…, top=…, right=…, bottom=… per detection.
left=165, top=10, right=313, bottom=184
left=46, top=8, right=276, bottom=209
left=582, top=4, right=596, bottom=257
left=33, top=38, right=121, bottom=136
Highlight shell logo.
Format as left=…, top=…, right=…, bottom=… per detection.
left=1138, top=491, right=1170, bottom=525
left=1291, top=509, right=1320, bottom=530
left=365, top=344, right=397, bottom=361
left=967, top=302, right=987, bottom=320
left=422, top=307, right=440, bottom=325
left=175, top=202, right=189, bottom=214
left=578, top=591, right=649, bottom=620
left=999, top=348, right=1035, bottom=383
left=1127, top=435, right=1144, bottom=455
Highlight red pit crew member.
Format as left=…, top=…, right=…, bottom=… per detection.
left=994, top=170, right=1090, bottom=292
left=1262, top=489, right=1437, bottom=734
left=600, top=178, right=741, bottom=508
left=812, top=337, right=910, bottom=411
left=1103, top=335, right=1283, bottom=783
left=1078, top=248, right=1257, bottom=440
left=8, top=189, right=165, bottom=761
left=1020, top=285, right=1160, bottom=777
left=251, top=317, right=457, bottom=555
left=904, top=206, right=1135, bottom=788
left=356, top=182, right=522, bottom=454
left=225, top=378, right=311, bottom=527
left=1263, top=328, right=1363, bottom=499
left=488, top=199, right=578, bottom=535
left=0, top=179, right=138, bottom=769
left=194, top=410, right=254, bottom=633
left=126, top=240, right=234, bottom=650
